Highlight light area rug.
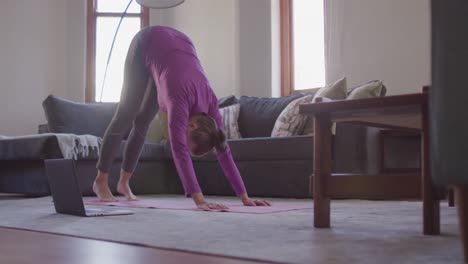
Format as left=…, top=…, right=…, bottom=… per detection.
left=84, top=197, right=312, bottom=213
left=0, top=195, right=463, bottom=264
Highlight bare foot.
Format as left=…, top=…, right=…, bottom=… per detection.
left=117, top=181, right=138, bottom=201
left=93, top=181, right=117, bottom=202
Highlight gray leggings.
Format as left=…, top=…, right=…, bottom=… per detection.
left=96, top=28, right=159, bottom=173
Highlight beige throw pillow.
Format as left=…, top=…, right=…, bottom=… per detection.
left=145, top=112, right=169, bottom=143
left=219, top=104, right=242, bottom=139
left=302, top=77, right=348, bottom=135
left=312, top=77, right=347, bottom=102
left=347, top=80, right=386, bottom=100
left=271, top=94, right=315, bottom=137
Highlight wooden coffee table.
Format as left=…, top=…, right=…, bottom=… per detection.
left=299, top=87, right=441, bottom=235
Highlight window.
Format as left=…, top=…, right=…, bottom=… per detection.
left=280, top=0, right=325, bottom=95
left=86, top=0, right=149, bottom=102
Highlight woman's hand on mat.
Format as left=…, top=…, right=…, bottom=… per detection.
left=240, top=193, right=271, bottom=207
left=192, top=192, right=229, bottom=211
left=197, top=202, right=229, bottom=211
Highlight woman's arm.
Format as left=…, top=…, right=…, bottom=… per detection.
left=167, top=99, right=202, bottom=197
left=167, top=97, right=229, bottom=210
left=209, top=99, right=271, bottom=207
left=208, top=103, right=247, bottom=197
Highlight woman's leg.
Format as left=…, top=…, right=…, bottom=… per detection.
left=94, top=29, right=150, bottom=201
left=117, top=78, right=159, bottom=200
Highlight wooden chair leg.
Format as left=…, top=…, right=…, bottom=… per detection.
left=456, top=185, right=468, bottom=263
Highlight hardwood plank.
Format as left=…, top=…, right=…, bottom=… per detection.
left=0, top=227, right=270, bottom=264
left=313, top=112, right=332, bottom=228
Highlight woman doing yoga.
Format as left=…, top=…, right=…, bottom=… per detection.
left=92, top=26, right=270, bottom=211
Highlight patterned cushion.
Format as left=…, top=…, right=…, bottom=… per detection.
left=271, top=95, right=315, bottom=137
left=219, top=104, right=242, bottom=139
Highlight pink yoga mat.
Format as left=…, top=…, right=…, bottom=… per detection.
left=84, top=198, right=312, bottom=214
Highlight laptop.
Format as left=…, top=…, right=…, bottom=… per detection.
left=45, top=159, right=133, bottom=217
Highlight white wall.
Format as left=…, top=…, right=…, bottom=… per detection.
left=325, top=0, right=431, bottom=95
left=152, top=0, right=276, bottom=98
left=0, top=0, right=85, bottom=136
left=150, top=0, right=240, bottom=97
left=66, top=0, right=86, bottom=102
left=237, top=0, right=274, bottom=97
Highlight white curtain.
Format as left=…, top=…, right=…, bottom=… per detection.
left=324, top=0, right=346, bottom=85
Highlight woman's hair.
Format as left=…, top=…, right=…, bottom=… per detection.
left=189, top=114, right=227, bottom=156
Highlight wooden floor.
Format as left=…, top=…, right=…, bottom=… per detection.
left=0, top=227, right=271, bottom=264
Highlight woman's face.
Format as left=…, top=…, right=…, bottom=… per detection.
left=186, top=115, right=213, bottom=157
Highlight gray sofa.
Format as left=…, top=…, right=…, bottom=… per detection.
left=0, top=93, right=378, bottom=198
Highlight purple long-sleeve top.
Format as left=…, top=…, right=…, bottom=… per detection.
left=141, top=26, right=247, bottom=198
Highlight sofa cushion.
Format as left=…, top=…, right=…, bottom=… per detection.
left=238, top=94, right=303, bottom=138
left=271, top=94, right=315, bottom=137
left=146, top=111, right=169, bottom=143
left=312, top=77, right=347, bottom=102
left=217, top=95, right=238, bottom=108
left=42, top=95, right=124, bottom=138
left=219, top=104, right=242, bottom=139
left=0, top=134, right=63, bottom=160
left=301, top=77, right=348, bottom=135
left=347, top=80, right=387, bottom=99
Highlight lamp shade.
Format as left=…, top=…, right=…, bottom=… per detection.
left=136, top=0, right=185, bottom=9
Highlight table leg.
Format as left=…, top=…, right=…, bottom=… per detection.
left=422, top=95, right=440, bottom=235
left=313, top=113, right=332, bottom=228
left=456, top=185, right=468, bottom=263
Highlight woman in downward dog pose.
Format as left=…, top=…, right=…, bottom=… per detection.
left=92, top=26, right=270, bottom=210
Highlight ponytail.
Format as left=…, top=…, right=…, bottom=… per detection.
left=213, top=129, right=227, bottom=152
left=189, top=115, right=228, bottom=155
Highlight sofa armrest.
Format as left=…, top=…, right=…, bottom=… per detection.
left=0, top=134, right=63, bottom=160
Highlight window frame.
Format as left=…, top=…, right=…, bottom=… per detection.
left=280, top=0, right=294, bottom=96
left=86, top=0, right=149, bottom=103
